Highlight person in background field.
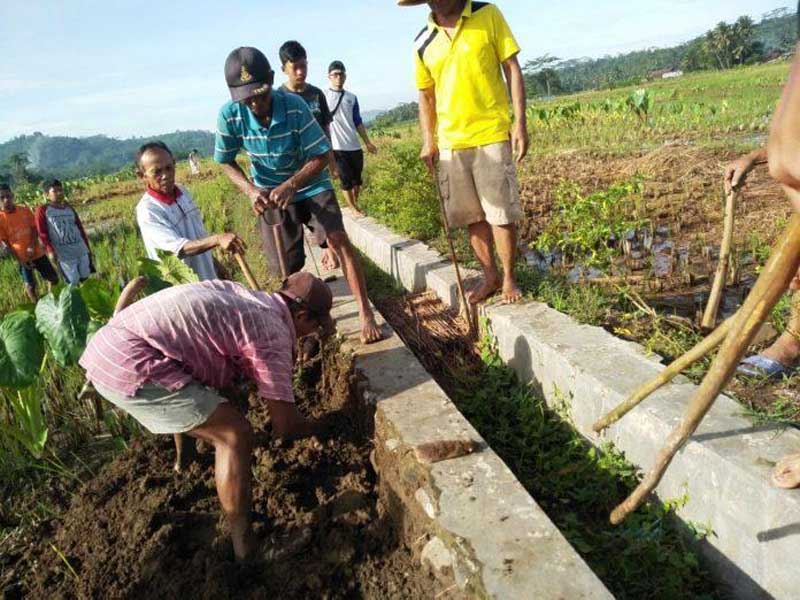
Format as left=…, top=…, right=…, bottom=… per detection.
left=325, top=60, right=378, bottom=218
left=401, top=0, right=529, bottom=304
left=188, top=148, right=201, bottom=176
left=0, top=183, right=59, bottom=302
left=79, top=272, right=336, bottom=561
left=761, top=20, right=800, bottom=489
left=135, top=141, right=245, bottom=281
left=279, top=40, right=341, bottom=271
left=35, top=179, right=94, bottom=285
left=215, top=46, right=382, bottom=344
left=723, top=147, right=800, bottom=379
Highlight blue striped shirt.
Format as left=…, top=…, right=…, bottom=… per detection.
left=214, top=89, right=333, bottom=202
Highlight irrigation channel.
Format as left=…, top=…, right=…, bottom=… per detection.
left=2, top=340, right=436, bottom=598
left=366, top=286, right=716, bottom=599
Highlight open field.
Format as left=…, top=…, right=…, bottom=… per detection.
left=357, top=61, right=800, bottom=426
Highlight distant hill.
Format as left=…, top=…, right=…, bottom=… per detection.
left=0, top=130, right=214, bottom=180
left=368, top=102, right=418, bottom=129
left=361, top=109, right=385, bottom=124
left=529, top=7, right=797, bottom=95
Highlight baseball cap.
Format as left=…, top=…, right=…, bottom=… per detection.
left=224, top=47, right=275, bottom=102
left=328, top=60, right=346, bottom=73
left=281, top=272, right=335, bottom=335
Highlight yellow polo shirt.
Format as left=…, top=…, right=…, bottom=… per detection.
left=413, top=1, right=520, bottom=150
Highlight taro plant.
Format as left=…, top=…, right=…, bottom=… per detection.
left=627, top=89, right=652, bottom=125
left=535, top=179, right=648, bottom=270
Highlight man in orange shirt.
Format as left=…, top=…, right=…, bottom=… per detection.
left=0, top=183, right=59, bottom=302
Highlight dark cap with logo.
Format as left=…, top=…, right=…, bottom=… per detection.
left=328, top=60, right=346, bottom=73
left=224, top=47, right=275, bottom=102
left=280, top=272, right=335, bottom=334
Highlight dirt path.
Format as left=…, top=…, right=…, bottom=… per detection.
left=3, top=346, right=436, bottom=599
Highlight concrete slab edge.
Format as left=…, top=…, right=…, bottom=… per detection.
left=318, top=258, right=612, bottom=599
left=341, top=208, right=800, bottom=600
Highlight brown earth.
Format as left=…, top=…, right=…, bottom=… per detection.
left=1, top=346, right=437, bottom=599
left=519, top=145, right=790, bottom=252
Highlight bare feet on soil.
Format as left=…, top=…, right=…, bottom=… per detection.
left=360, top=312, right=382, bottom=345
left=772, top=452, right=800, bottom=489
left=467, top=275, right=501, bottom=305
left=321, top=248, right=340, bottom=272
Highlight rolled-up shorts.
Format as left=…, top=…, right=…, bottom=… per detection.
left=59, top=253, right=92, bottom=284
left=259, top=189, right=346, bottom=277
left=437, top=140, right=522, bottom=229
left=93, top=380, right=226, bottom=435
left=334, top=150, right=364, bottom=191
left=20, top=255, right=59, bottom=286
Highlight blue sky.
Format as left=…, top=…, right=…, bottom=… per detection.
left=0, top=0, right=790, bottom=142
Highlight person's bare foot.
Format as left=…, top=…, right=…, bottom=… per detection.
left=467, top=274, right=501, bottom=305
left=360, top=311, right=382, bottom=344
left=321, top=248, right=340, bottom=272
left=772, top=452, right=800, bottom=489
left=502, top=277, right=522, bottom=304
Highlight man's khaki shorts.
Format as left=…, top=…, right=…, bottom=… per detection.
left=93, top=381, right=226, bottom=435
left=437, top=141, right=522, bottom=229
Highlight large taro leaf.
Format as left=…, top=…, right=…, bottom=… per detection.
left=35, top=285, right=90, bottom=368
left=155, top=249, right=200, bottom=285
left=0, top=311, right=45, bottom=389
left=79, top=278, right=119, bottom=322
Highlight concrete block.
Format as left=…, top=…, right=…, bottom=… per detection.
left=339, top=207, right=800, bottom=600
left=313, top=244, right=612, bottom=599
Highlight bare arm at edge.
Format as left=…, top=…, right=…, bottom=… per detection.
left=502, top=54, right=529, bottom=163
left=419, top=86, right=438, bottom=175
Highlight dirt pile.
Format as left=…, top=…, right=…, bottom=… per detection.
left=3, top=346, right=435, bottom=599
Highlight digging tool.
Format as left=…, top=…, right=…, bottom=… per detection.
left=262, top=208, right=288, bottom=280
left=592, top=315, right=733, bottom=433
left=234, top=252, right=261, bottom=291
left=701, top=188, right=738, bottom=330
left=610, top=213, right=800, bottom=525
left=433, top=175, right=476, bottom=338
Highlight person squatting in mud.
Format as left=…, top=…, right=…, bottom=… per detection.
left=214, top=46, right=382, bottom=344
left=79, top=271, right=336, bottom=560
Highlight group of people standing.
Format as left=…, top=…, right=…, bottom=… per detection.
left=0, top=180, right=94, bottom=302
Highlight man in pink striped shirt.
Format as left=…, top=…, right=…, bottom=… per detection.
left=79, top=272, right=334, bottom=561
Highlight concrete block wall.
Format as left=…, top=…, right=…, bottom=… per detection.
left=341, top=209, right=800, bottom=600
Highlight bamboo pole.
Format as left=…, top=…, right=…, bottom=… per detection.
left=610, top=214, right=800, bottom=524
left=433, top=176, right=475, bottom=338
left=592, top=315, right=733, bottom=433
left=701, top=189, right=738, bottom=329
left=234, top=253, right=261, bottom=291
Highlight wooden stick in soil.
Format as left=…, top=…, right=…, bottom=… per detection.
left=234, top=252, right=261, bottom=291
left=610, top=213, right=800, bottom=525
left=434, top=178, right=475, bottom=338
left=592, top=315, right=733, bottom=433
left=701, top=189, right=738, bottom=330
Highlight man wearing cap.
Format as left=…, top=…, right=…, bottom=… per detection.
left=401, top=0, right=528, bottom=304
left=325, top=61, right=378, bottom=216
left=79, top=272, right=335, bottom=561
left=215, top=46, right=382, bottom=344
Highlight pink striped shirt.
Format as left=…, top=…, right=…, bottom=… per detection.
left=79, top=280, right=297, bottom=402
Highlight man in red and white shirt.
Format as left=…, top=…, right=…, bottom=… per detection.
left=80, top=271, right=334, bottom=561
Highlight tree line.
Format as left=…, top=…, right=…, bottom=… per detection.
left=524, top=8, right=797, bottom=97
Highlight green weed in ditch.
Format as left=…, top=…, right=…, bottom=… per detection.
left=460, top=334, right=715, bottom=599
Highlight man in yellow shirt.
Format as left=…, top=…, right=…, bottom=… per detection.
left=400, top=0, right=529, bottom=303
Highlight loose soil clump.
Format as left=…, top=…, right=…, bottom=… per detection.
left=3, top=345, right=435, bottom=599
